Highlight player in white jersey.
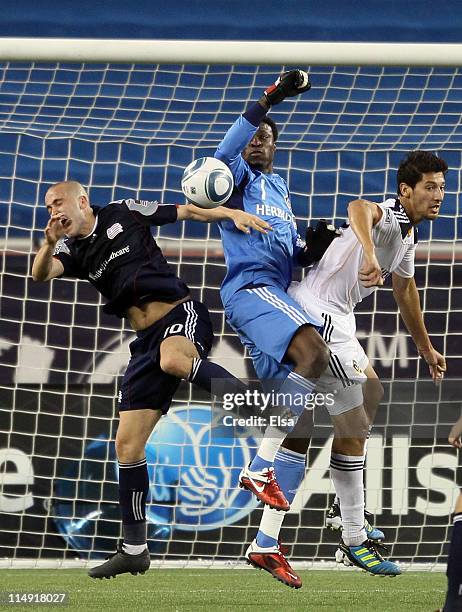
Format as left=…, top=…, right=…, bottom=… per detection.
left=246, top=150, right=448, bottom=583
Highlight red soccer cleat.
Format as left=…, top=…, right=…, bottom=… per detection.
left=245, top=539, right=302, bottom=589
left=238, top=463, right=290, bottom=511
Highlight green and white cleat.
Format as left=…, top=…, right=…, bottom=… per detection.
left=337, top=539, right=401, bottom=576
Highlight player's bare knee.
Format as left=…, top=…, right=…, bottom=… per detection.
left=115, top=436, right=145, bottom=463
left=159, top=350, right=191, bottom=379
left=332, top=436, right=365, bottom=456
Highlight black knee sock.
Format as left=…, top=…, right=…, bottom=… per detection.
left=188, top=357, right=247, bottom=397
left=118, top=457, right=149, bottom=545
left=444, top=512, right=462, bottom=612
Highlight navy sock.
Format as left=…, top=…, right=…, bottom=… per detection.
left=188, top=357, right=247, bottom=398
left=444, top=512, right=462, bottom=612
left=118, top=457, right=149, bottom=545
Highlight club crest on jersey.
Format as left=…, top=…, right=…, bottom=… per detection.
left=53, top=238, right=70, bottom=255
left=107, top=223, right=123, bottom=239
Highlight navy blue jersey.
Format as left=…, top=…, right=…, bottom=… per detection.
left=215, top=104, right=304, bottom=306
left=52, top=199, right=189, bottom=317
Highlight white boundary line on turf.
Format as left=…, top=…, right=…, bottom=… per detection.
left=0, top=39, right=462, bottom=66
left=0, top=559, right=446, bottom=572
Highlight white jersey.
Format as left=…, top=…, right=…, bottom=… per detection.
left=290, top=198, right=417, bottom=315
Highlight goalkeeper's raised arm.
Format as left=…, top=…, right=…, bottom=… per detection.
left=215, top=70, right=310, bottom=181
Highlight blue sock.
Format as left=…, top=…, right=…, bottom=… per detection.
left=274, top=371, right=316, bottom=418
left=188, top=357, right=246, bottom=397
left=256, top=447, right=306, bottom=548
left=250, top=371, right=315, bottom=473
left=443, top=512, right=462, bottom=612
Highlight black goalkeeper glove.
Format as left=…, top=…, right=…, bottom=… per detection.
left=298, top=220, right=341, bottom=267
left=264, top=70, right=311, bottom=106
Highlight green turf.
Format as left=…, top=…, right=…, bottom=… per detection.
left=0, top=569, right=446, bottom=611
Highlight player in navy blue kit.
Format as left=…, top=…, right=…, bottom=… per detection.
left=214, top=70, right=332, bottom=525
left=32, top=180, right=270, bottom=579
left=437, top=414, right=462, bottom=612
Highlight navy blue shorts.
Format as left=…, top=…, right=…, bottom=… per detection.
left=119, top=300, right=213, bottom=413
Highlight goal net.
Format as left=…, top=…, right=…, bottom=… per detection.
left=0, top=45, right=461, bottom=567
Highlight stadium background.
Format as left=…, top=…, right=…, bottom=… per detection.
left=0, top=1, right=461, bottom=566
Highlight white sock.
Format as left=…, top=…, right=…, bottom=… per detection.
left=330, top=452, right=366, bottom=546
left=123, top=542, right=148, bottom=555
left=255, top=426, right=287, bottom=464
left=258, top=507, right=287, bottom=545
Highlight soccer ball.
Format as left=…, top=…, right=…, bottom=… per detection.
left=181, top=157, right=234, bottom=208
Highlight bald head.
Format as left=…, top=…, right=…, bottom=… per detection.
left=46, top=180, right=88, bottom=201
left=45, top=180, right=94, bottom=238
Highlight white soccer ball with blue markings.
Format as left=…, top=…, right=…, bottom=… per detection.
left=181, top=157, right=234, bottom=208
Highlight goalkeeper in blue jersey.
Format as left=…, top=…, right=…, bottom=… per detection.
left=214, top=70, right=332, bottom=521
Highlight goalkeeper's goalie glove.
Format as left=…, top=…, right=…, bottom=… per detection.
left=298, top=220, right=341, bottom=267
left=264, top=70, right=311, bottom=106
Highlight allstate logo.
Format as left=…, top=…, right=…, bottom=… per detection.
left=144, top=405, right=260, bottom=530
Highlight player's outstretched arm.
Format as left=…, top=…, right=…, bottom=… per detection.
left=177, top=203, right=271, bottom=234
left=392, top=272, right=446, bottom=381
left=261, top=69, right=311, bottom=108
left=32, top=214, right=65, bottom=281
left=215, top=70, right=310, bottom=182
left=348, top=199, right=383, bottom=287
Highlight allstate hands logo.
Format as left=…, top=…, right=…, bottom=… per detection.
left=53, top=404, right=260, bottom=558
left=144, top=405, right=260, bottom=530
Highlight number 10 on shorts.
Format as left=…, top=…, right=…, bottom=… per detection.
left=163, top=323, right=184, bottom=338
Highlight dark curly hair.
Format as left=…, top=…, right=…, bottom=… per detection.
left=397, top=150, right=448, bottom=195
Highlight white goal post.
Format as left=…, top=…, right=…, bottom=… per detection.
left=0, top=39, right=460, bottom=568
left=1, top=38, right=462, bottom=66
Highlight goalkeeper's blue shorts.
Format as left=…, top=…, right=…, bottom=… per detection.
left=225, top=283, right=323, bottom=379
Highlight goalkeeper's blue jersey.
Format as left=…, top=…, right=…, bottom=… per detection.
left=215, top=108, right=303, bottom=306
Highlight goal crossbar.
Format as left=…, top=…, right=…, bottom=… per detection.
left=1, top=38, right=462, bottom=66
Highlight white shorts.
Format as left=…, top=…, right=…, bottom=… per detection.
left=288, top=283, right=369, bottom=416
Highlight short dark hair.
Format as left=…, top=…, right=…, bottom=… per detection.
left=397, top=150, right=448, bottom=195
left=261, top=116, right=278, bottom=143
